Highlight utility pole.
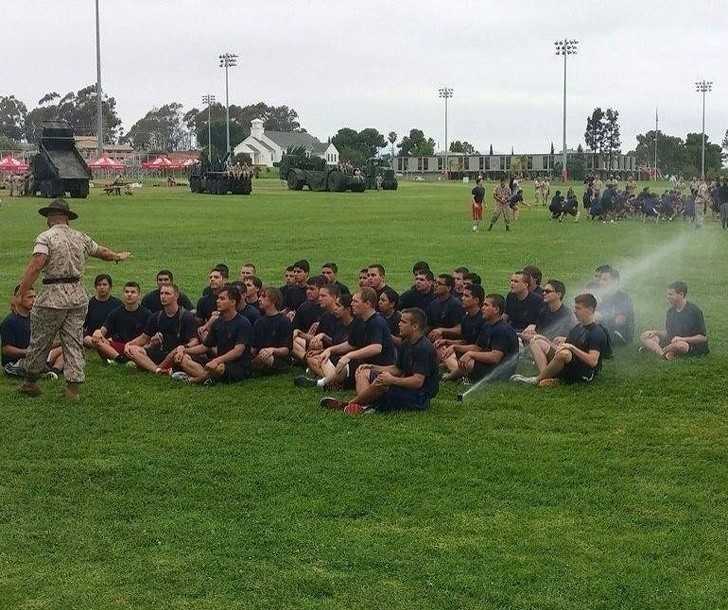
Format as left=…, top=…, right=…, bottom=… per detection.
left=654, top=107, right=658, bottom=182
left=695, top=80, right=713, bottom=179
left=219, top=53, right=238, bottom=158
left=202, top=94, right=215, bottom=162
left=554, top=39, right=579, bottom=183
left=94, top=0, right=103, bottom=157
left=438, top=87, right=453, bottom=179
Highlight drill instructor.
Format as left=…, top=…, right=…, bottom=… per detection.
left=16, top=199, right=131, bottom=399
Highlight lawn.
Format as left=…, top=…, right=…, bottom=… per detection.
left=1, top=179, right=727, bottom=610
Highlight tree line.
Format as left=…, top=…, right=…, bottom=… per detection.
left=1, top=90, right=725, bottom=175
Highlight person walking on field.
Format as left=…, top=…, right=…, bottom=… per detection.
left=471, top=177, right=486, bottom=232
left=488, top=177, right=512, bottom=232
left=16, top=199, right=131, bottom=400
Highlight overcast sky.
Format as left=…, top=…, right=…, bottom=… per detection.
left=6, top=0, right=727, bottom=154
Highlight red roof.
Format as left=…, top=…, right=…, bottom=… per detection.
left=0, top=155, right=29, bottom=173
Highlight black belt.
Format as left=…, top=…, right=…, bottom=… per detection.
left=42, top=277, right=80, bottom=285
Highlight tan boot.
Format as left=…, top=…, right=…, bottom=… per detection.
left=64, top=383, right=81, bottom=401
left=19, top=382, right=42, bottom=397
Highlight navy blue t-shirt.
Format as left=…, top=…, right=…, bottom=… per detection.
left=565, top=322, right=610, bottom=375
left=283, top=285, right=307, bottom=312
left=535, top=304, right=576, bottom=339
left=196, top=292, right=218, bottom=322
left=597, top=290, right=635, bottom=342
left=666, top=302, right=708, bottom=354
left=396, top=335, right=439, bottom=399
left=427, top=295, right=464, bottom=329
left=239, top=302, right=262, bottom=326
left=84, top=296, right=122, bottom=335
left=383, top=310, right=401, bottom=338
left=141, top=289, right=193, bottom=313
left=505, top=291, right=543, bottom=332
left=204, top=312, right=252, bottom=366
left=475, top=319, right=519, bottom=376
left=144, top=308, right=197, bottom=351
left=460, top=310, right=484, bottom=344
left=104, top=305, right=152, bottom=342
left=293, top=300, right=322, bottom=332
left=253, top=313, right=293, bottom=350
left=317, top=312, right=339, bottom=342
left=332, top=318, right=354, bottom=346
left=349, top=312, right=395, bottom=366
left=398, top=287, right=435, bottom=312
left=1, top=311, right=31, bottom=365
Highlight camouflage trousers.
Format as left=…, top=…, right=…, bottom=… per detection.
left=695, top=200, right=705, bottom=227
left=25, top=304, right=88, bottom=383
left=490, top=203, right=511, bottom=226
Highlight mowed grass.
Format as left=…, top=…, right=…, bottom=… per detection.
left=1, top=180, right=727, bottom=610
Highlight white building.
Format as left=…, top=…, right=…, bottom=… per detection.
left=233, top=119, right=339, bottom=167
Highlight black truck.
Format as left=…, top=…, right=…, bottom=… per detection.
left=31, top=121, right=92, bottom=198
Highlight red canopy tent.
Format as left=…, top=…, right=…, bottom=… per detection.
left=88, top=155, right=125, bottom=171
left=182, top=158, right=200, bottom=168
left=142, top=155, right=183, bottom=171
left=0, top=155, right=30, bottom=174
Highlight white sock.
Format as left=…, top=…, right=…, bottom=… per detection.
left=316, top=378, right=327, bottom=388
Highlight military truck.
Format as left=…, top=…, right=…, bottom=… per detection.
left=280, top=146, right=370, bottom=193
left=364, top=158, right=398, bottom=190
left=30, top=121, right=92, bottom=198
left=189, top=153, right=253, bottom=195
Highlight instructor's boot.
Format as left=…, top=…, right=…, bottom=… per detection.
left=18, top=382, right=42, bottom=397
left=64, top=383, right=81, bottom=401
left=506, top=225, right=510, bottom=231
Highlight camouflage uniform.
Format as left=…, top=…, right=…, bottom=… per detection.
left=490, top=184, right=512, bottom=226
left=24, top=224, right=99, bottom=383
left=695, top=181, right=709, bottom=228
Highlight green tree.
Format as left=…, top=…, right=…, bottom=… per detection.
left=449, top=140, right=477, bottom=154
left=0, top=95, right=28, bottom=142
left=633, top=130, right=687, bottom=176
left=684, top=133, right=724, bottom=177
left=603, top=108, right=621, bottom=171
left=584, top=108, right=606, bottom=170
left=25, top=85, right=122, bottom=143
left=123, top=103, right=187, bottom=151
left=388, top=131, right=397, bottom=158
left=332, top=128, right=386, bottom=165
left=397, top=129, right=435, bottom=156
left=722, top=129, right=728, bottom=152
left=489, top=144, right=494, bottom=155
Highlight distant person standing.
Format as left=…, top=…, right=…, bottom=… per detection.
left=15, top=199, right=131, bottom=400
left=488, top=177, right=512, bottom=232
left=471, top=177, right=486, bottom=231
left=695, top=179, right=710, bottom=229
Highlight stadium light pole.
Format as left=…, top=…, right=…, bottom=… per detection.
left=695, top=80, right=713, bottom=179
left=554, top=39, right=578, bottom=182
left=219, top=53, right=238, bottom=158
left=202, top=94, right=216, bottom=162
left=438, top=87, right=454, bottom=178
left=94, top=0, right=103, bottom=157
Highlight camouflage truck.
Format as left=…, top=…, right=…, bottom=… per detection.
left=189, top=153, right=253, bottom=195
left=30, top=121, right=91, bottom=198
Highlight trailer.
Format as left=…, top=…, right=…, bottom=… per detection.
left=31, top=121, right=91, bottom=198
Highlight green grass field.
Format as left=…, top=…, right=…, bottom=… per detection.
left=1, top=180, right=727, bottom=610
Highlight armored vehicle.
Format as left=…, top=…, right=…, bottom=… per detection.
left=30, top=121, right=91, bottom=198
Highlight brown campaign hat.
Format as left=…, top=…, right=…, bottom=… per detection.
left=38, top=198, right=78, bottom=220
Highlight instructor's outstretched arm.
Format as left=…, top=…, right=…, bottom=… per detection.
left=92, top=246, right=132, bottom=263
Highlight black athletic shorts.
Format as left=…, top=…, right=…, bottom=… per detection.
left=221, top=361, right=250, bottom=383
left=146, top=346, right=170, bottom=365
left=373, top=386, right=431, bottom=412
left=558, top=361, right=596, bottom=384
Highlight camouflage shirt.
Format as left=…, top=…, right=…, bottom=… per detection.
left=32, top=224, right=99, bottom=309
left=494, top=185, right=512, bottom=205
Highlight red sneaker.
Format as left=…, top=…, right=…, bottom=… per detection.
left=344, top=402, right=365, bottom=416
left=320, top=396, right=346, bottom=410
